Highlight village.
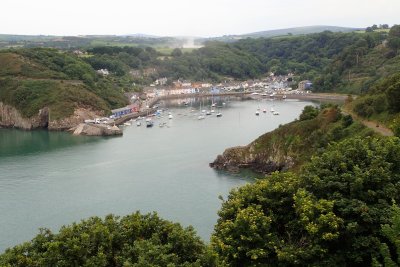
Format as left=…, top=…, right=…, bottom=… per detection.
left=108, top=73, right=313, bottom=119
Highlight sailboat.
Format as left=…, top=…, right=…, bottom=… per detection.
left=198, top=100, right=205, bottom=120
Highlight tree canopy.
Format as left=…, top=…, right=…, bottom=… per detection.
left=212, top=137, right=400, bottom=266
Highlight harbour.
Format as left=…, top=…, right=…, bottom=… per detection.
left=0, top=98, right=313, bottom=251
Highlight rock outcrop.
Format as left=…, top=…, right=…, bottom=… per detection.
left=70, top=123, right=122, bottom=136
left=0, top=102, right=105, bottom=131
left=209, top=143, right=294, bottom=174
left=0, top=102, right=49, bottom=129
left=210, top=107, right=345, bottom=175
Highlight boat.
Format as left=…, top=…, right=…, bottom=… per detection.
left=146, top=118, right=154, bottom=127
left=270, top=107, right=275, bottom=113
left=159, top=122, right=166, bottom=127
left=263, top=109, right=267, bottom=113
left=255, top=111, right=260, bottom=116
left=136, top=121, right=141, bottom=126
left=206, top=111, right=211, bottom=115
left=123, top=122, right=131, bottom=126
left=283, top=95, right=287, bottom=99
left=168, top=114, right=173, bottom=119
left=211, top=102, right=216, bottom=107
left=216, top=112, right=222, bottom=117
left=273, top=111, right=280, bottom=115
left=198, top=100, right=205, bottom=120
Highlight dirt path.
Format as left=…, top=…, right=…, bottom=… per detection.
left=342, top=107, right=393, bottom=136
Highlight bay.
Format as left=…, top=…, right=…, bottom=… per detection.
left=0, top=97, right=312, bottom=251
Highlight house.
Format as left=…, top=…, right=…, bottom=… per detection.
left=97, top=69, right=109, bottom=76
left=298, top=80, right=313, bottom=91
left=111, top=105, right=138, bottom=118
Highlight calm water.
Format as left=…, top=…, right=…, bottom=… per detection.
left=0, top=98, right=312, bottom=251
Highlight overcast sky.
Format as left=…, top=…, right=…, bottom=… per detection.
left=1, top=0, right=399, bottom=37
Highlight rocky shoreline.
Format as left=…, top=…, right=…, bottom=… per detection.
left=69, top=123, right=122, bottom=136
left=209, top=143, right=295, bottom=175
left=0, top=102, right=120, bottom=136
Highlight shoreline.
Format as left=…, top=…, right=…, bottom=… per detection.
left=112, top=92, right=349, bottom=125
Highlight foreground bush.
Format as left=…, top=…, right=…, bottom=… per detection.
left=0, top=212, right=215, bottom=267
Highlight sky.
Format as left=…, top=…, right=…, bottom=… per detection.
left=1, top=0, right=399, bottom=37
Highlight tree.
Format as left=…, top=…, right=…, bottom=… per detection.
left=299, top=105, right=319, bottom=121
left=372, top=204, right=400, bottom=266
left=171, top=48, right=183, bottom=57
left=386, top=81, right=400, bottom=112
left=388, top=25, right=400, bottom=53
left=0, top=212, right=216, bottom=267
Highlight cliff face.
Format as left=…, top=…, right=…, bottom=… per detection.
left=0, top=102, right=49, bottom=130
left=0, top=102, right=103, bottom=131
left=209, top=142, right=294, bottom=174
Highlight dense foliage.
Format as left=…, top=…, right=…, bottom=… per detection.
left=241, top=105, right=373, bottom=173
left=0, top=212, right=215, bottom=267
left=351, top=73, right=400, bottom=136
left=212, top=137, right=400, bottom=266
left=0, top=48, right=128, bottom=119
left=83, top=30, right=399, bottom=89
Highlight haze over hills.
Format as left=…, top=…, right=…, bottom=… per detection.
left=0, top=25, right=364, bottom=49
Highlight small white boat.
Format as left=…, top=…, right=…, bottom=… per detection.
left=216, top=112, right=222, bottom=117
left=136, top=121, right=141, bottom=126
left=198, top=115, right=205, bottom=120
left=270, top=107, right=275, bottom=113
left=263, top=109, right=267, bottom=113
left=211, top=109, right=215, bottom=113
left=168, top=114, right=173, bottom=119
left=206, top=111, right=211, bottom=115
left=273, top=111, right=280, bottom=115
left=255, top=111, right=260, bottom=116
left=211, top=103, right=216, bottom=107
left=283, top=95, right=287, bottom=99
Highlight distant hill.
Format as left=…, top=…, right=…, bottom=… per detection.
left=203, top=25, right=360, bottom=42
left=243, top=25, right=359, bottom=38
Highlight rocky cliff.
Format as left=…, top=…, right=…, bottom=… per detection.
left=0, top=102, right=49, bottom=130
left=210, top=107, right=359, bottom=175
left=0, top=102, right=103, bottom=131
left=209, top=141, right=294, bottom=174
